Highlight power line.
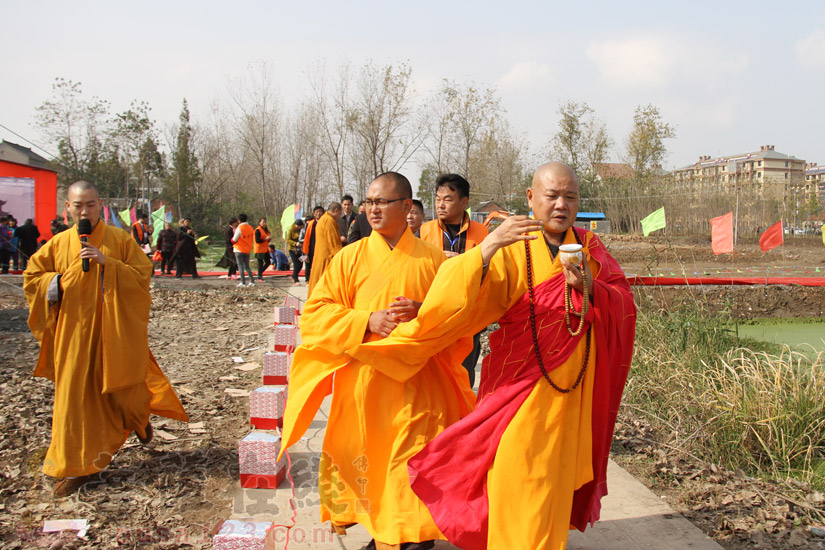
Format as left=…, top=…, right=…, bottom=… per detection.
left=0, top=122, right=61, bottom=164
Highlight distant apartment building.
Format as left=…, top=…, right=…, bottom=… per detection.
left=672, top=145, right=807, bottom=204
left=804, top=163, right=825, bottom=205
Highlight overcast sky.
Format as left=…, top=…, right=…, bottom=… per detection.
left=3, top=0, right=824, bottom=177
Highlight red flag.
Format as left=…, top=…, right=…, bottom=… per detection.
left=62, top=208, right=68, bottom=225
left=759, top=221, right=783, bottom=253
left=710, top=212, right=733, bottom=255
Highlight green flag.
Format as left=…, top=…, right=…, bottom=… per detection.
left=118, top=209, right=131, bottom=228
left=640, top=207, right=666, bottom=236
left=281, top=204, right=299, bottom=239
left=150, top=206, right=165, bottom=246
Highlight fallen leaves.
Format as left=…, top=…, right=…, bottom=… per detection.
left=0, top=282, right=287, bottom=548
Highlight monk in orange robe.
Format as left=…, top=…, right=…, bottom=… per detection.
left=306, top=202, right=343, bottom=297
left=280, top=172, right=475, bottom=549
left=24, top=181, right=188, bottom=497
left=352, top=162, right=636, bottom=549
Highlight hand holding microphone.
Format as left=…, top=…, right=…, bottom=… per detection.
left=77, top=219, right=106, bottom=269
left=78, top=219, right=92, bottom=272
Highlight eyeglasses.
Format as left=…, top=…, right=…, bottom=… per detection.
left=364, top=198, right=407, bottom=208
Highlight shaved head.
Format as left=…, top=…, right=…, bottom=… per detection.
left=328, top=201, right=343, bottom=220
left=67, top=180, right=100, bottom=198
left=532, top=162, right=579, bottom=191
left=376, top=172, right=412, bottom=199
left=527, top=162, right=581, bottom=245
left=65, top=180, right=103, bottom=227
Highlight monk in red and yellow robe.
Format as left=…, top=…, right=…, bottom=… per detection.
left=307, top=207, right=343, bottom=297
left=352, top=163, right=636, bottom=549
left=25, top=182, right=187, bottom=493
left=280, top=173, right=475, bottom=547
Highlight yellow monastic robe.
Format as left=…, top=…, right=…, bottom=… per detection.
left=307, top=212, right=342, bottom=297
left=352, top=230, right=606, bottom=550
left=280, top=228, right=476, bottom=545
left=24, top=221, right=188, bottom=478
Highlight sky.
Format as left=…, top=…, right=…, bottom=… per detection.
left=2, top=0, right=825, bottom=179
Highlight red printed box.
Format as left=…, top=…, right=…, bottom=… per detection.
left=273, top=306, right=296, bottom=325
left=262, top=352, right=290, bottom=385
left=273, top=324, right=296, bottom=353
left=239, top=432, right=287, bottom=489
left=283, top=295, right=301, bottom=316
left=250, top=386, right=286, bottom=430
left=213, top=519, right=273, bottom=550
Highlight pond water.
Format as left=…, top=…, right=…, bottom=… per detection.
left=736, top=319, right=825, bottom=354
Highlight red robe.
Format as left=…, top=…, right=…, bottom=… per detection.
left=351, top=227, right=636, bottom=549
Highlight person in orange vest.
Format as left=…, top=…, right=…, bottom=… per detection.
left=419, top=173, right=489, bottom=388
left=232, top=213, right=256, bottom=287
left=131, top=212, right=152, bottom=257
left=253, top=217, right=272, bottom=280
left=301, top=205, right=325, bottom=285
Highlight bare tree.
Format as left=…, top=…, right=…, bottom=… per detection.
left=112, top=100, right=158, bottom=206
left=347, top=61, right=424, bottom=196
left=441, top=80, right=502, bottom=181
left=35, top=77, right=110, bottom=184
left=548, top=100, right=613, bottom=195
left=283, top=102, right=326, bottom=215
left=307, top=61, right=351, bottom=198
left=229, top=61, right=283, bottom=218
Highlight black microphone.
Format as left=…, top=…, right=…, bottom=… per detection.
left=78, top=219, right=92, bottom=272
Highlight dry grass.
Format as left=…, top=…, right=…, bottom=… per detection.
left=627, top=306, right=825, bottom=489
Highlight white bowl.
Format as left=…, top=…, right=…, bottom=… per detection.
left=559, top=243, right=582, bottom=266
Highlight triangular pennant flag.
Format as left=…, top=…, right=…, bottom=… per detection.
left=710, top=212, right=734, bottom=255
left=62, top=208, right=68, bottom=226
left=150, top=205, right=165, bottom=247
left=165, top=211, right=173, bottom=223
left=110, top=205, right=122, bottom=229
left=759, top=221, right=783, bottom=253
left=281, top=204, right=299, bottom=239
left=118, top=209, right=131, bottom=228
left=103, top=205, right=109, bottom=224
left=640, top=207, right=666, bottom=236
left=129, top=207, right=137, bottom=224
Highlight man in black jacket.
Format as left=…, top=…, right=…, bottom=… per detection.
left=338, top=194, right=357, bottom=244
left=346, top=210, right=372, bottom=244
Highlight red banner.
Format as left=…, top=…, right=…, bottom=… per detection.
left=759, top=221, right=783, bottom=253
left=710, top=212, right=733, bottom=255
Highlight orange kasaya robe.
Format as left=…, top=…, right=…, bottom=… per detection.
left=306, top=212, right=342, bottom=297
left=279, top=227, right=476, bottom=545
left=24, top=221, right=188, bottom=478
left=351, top=227, right=637, bottom=550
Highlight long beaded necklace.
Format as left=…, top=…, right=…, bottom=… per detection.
left=524, top=239, right=591, bottom=394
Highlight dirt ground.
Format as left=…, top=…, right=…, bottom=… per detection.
left=0, top=235, right=823, bottom=549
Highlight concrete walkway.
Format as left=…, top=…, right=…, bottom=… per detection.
left=229, top=278, right=722, bottom=549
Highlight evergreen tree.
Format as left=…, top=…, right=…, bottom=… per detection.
left=166, top=99, right=202, bottom=219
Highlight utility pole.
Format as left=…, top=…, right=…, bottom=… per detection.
left=734, top=183, right=740, bottom=245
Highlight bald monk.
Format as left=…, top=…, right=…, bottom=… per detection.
left=351, top=162, right=637, bottom=549
left=24, top=181, right=188, bottom=497
left=306, top=201, right=343, bottom=297
left=279, top=172, right=475, bottom=550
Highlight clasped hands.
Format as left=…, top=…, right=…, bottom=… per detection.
left=367, top=296, right=422, bottom=338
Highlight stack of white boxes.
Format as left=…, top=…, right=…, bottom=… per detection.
left=237, top=298, right=301, bottom=490
left=213, top=519, right=273, bottom=550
